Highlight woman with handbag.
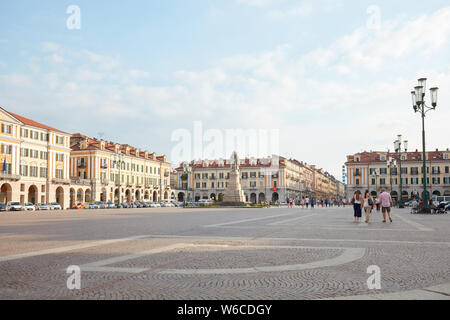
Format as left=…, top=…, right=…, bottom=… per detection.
left=363, top=190, right=374, bottom=224
left=351, top=191, right=362, bottom=222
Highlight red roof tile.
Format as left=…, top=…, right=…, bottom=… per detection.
left=8, top=111, right=68, bottom=134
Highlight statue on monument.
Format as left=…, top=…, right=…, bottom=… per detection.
left=222, top=151, right=246, bottom=204
left=231, top=151, right=239, bottom=172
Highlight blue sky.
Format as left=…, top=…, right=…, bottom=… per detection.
left=1, top=0, right=450, bottom=179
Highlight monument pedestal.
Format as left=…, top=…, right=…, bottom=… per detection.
left=223, top=171, right=246, bottom=204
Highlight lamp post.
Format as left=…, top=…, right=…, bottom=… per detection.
left=113, top=151, right=124, bottom=207
left=371, top=169, right=379, bottom=195
left=394, top=136, right=408, bottom=208
left=387, top=157, right=397, bottom=199
left=411, top=78, right=438, bottom=213
left=181, top=163, right=191, bottom=207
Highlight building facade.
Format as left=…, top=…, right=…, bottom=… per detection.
left=0, top=108, right=173, bottom=209
left=0, top=107, right=72, bottom=208
left=173, top=155, right=345, bottom=203
left=345, top=149, right=450, bottom=201
left=69, top=134, right=174, bottom=207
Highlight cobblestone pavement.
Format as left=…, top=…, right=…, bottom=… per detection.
left=0, top=206, right=449, bottom=300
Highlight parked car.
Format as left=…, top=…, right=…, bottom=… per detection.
left=119, top=202, right=130, bottom=209
left=72, top=202, right=85, bottom=210
left=404, top=200, right=415, bottom=207
left=7, top=202, right=23, bottom=211
left=149, top=202, right=160, bottom=208
left=88, top=203, right=99, bottom=209
left=38, top=203, right=50, bottom=211
left=49, top=202, right=62, bottom=210
left=24, top=203, right=36, bottom=211
left=96, top=201, right=107, bottom=209
left=106, top=201, right=116, bottom=209
left=0, top=203, right=7, bottom=211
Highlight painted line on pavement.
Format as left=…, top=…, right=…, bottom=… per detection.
left=80, top=243, right=194, bottom=270
left=204, top=211, right=299, bottom=227
left=0, top=233, right=15, bottom=237
left=322, top=282, right=450, bottom=300
left=139, top=234, right=450, bottom=246
left=203, top=225, right=421, bottom=232
left=395, top=214, right=434, bottom=231
left=78, top=243, right=366, bottom=275
left=0, top=234, right=151, bottom=263
left=160, top=247, right=366, bottom=275
left=267, top=214, right=317, bottom=226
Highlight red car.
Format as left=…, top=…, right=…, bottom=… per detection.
left=72, top=203, right=85, bottom=210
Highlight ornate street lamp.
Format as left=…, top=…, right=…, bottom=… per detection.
left=371, top=169, right=379, bottom=195
left=394, top=135, right=408, bottom=208
left=411, top=77, right=438, bottom=213
left=113, top=150, right=125, bottom=207
left=181, top=163, right=191, bottom=207
left=387, top=157, right=397, bottom=199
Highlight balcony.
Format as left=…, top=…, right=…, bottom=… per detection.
left=77, top=161, right=87, bottom=168
left=52, top=178, right=71, bottom=185
left=0, top=172, right=21, bottom=181
left=101, top=178, right=110, bottom=185
left=71, top=178, right=92, bottom=186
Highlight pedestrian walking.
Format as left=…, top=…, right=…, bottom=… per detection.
left=305, top=197, right=309, bottom=208
left=379, top=188, right=393, bottom=223
left=375, top=195, right=381, bottom=212
left=351, top=191, right=362, bottom=222
left=311, top=198, right=315, bottom=208
left=363, top=190, right=374, bottom=224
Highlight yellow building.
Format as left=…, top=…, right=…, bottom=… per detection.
left=69, top=134, right=173, bottom=206
left=0, top=107, right=71, bottom=207
left=345, top=150, right=450, bottom=201
left=173, top=155, right=342, bottom=203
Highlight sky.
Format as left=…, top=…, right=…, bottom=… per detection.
left=1, top=0, right=450, bottom=180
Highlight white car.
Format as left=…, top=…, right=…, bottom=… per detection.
left=106, top=201, right=116, bottom=209
left=88, top=203, right=100, bottom=209
left=49, top=202, right=62, bottom=210
left=7, top=202, right=23, bottom=211
left=149, top=202, right=160, bottom=208
left=38, top=203, right=50, bottom=211
left=24, top=203, right=36, bottom=211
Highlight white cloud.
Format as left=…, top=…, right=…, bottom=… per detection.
left=0, top=74, right=32, bottom=87
left=302, top=7, right=450, bottom=73
left=236, top=0, right=280, bottom=7
left=41, top=42, right=61, bottom=52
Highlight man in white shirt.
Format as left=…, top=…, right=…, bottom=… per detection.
left=379, top=188, right=393, bottom=223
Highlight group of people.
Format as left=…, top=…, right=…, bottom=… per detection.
left=351, top=188, right=393, bottom=224
left=286, top=197, right=346, bottom=208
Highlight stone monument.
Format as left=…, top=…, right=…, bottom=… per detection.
left=222, top=152, right=246, bottom=204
